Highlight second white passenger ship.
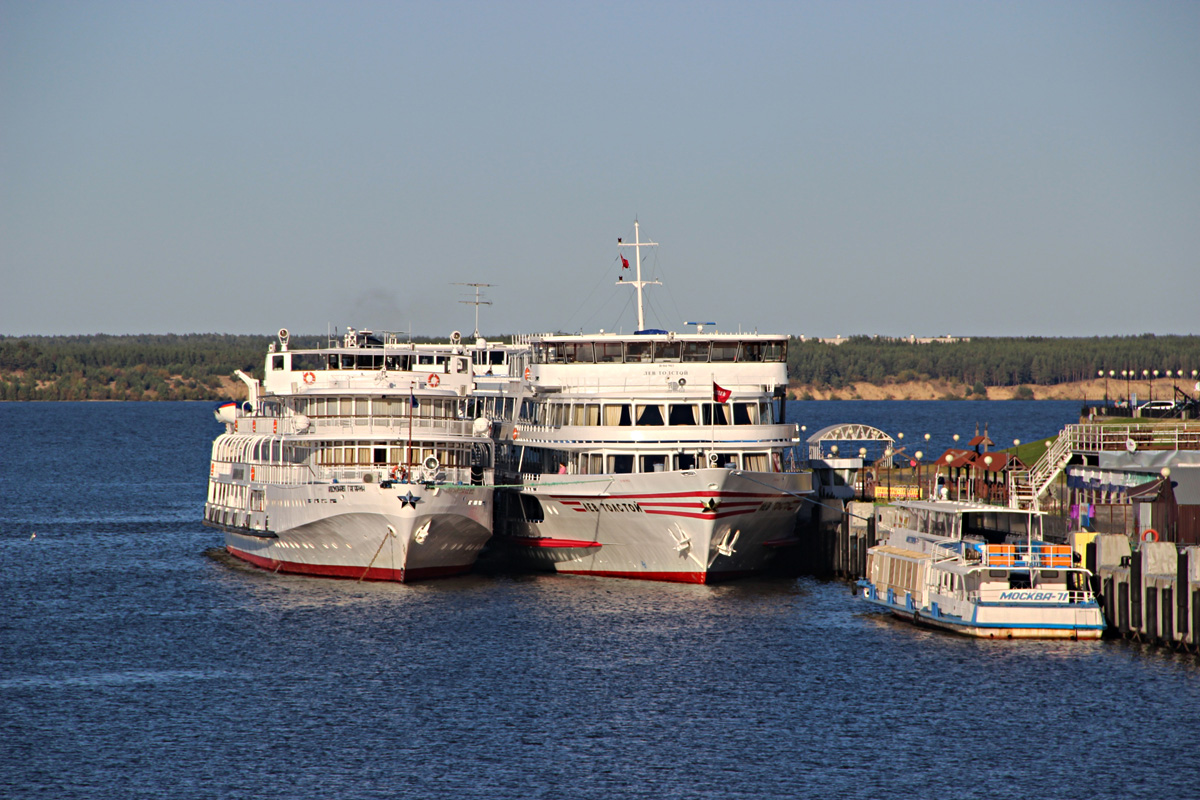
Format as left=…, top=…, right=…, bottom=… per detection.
left=204, top=328, right=506, bottom=581
left=486, top=222, right=813, bottom=583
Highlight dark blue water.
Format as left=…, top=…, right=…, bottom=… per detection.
left=2, top=401, right=1197, bottom=800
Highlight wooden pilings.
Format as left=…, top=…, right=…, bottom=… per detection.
left=1095, top=534, right=1200, bottom=654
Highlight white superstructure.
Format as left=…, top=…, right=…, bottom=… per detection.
left=487, top=222, right=813, bottom=583
left=859, top=500, right=1106, bottom=639
left=203, top=328, right=503, bottom=582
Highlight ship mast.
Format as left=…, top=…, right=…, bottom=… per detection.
left=616, top=220, right=660, bottom=331
left=455, top=282, right=493, bottom=339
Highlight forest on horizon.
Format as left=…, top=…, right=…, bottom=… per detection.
left=1, top=332, right=1198, bottom=401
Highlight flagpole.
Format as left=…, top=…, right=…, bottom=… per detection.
left=616, top=220, right=659, bottom=331
left=407, top=385, right=414, bottom=477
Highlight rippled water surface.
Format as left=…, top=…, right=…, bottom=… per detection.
left=2, top=402, right=1197, bottom=800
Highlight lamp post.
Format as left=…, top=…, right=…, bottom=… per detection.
left=1143, top=369, right=1150, bottom=402
left=1109, top=370, right=1115, bottom=408
left=1153, top=369, right=1159, bottom=401
left=1122, top=369, right=1129, bottom=406
left=1099, top=370, right=1107, bottom=405
left=984, top=455, right=994, bottom=503
left=859, top=447, right=868, bottom=498
left=914, top=451, right=923, bottom=499
left=944, top=453, right=954, bottom=500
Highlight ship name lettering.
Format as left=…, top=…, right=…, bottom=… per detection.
left=579, top=501, right=643, bottom=513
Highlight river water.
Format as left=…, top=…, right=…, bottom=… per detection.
left=1, top=401, right=1197, bottom=800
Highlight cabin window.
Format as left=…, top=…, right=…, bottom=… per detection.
left=272, top=355, right=285, bottom=370
left=733, top=403, right=758, bottom=425
left=595, top=343, right=623, bottom=363
left=711, top=341, right=739, bottom=361
left=636, top=404, right=665, bottom=426
left=355, top=398, right=369, bottom=417
left=373, top=447, right=387, bottom=465
left=625, top=341, right=652, bottom=363
left=654, top=341, right=682, bottom=362
left=584, top=404, right=599, bottom=426
left=702, top=403, right=730, bottom=425
left=763, top=341, right=786, bottom=362
left=682, top=342, right=710, bottom=362
left=641, top=454, right=667, bottom=473
left=713, top=452, right=738, bottom=469
left=588, top=454, right=604, bottom=474
left=675, top=452, right=697, bottom=470
left=743, top=453, right=769, bottom=472
left=988, top=569, right=1007, bottom=579
left=608, top=454, right=634, bottom=474
left=669, top=404, right=698, bottom=425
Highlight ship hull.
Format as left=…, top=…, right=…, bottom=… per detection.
left=207, top=482, right=492, bottom=583
left=495, top=468, right=810, bottom=583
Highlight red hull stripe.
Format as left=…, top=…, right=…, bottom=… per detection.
left=226, top=546, right=470, bottom=583
left=556, top=568, right=757, bottom=585
left=508, top=537, right=602, bottom=549
left=550, top=490, right=781, bottom=501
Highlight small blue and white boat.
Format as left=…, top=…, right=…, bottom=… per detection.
left=858, top=500, right=1106, bottom=639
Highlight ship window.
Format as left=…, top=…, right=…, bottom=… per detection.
left=588, top=454, right=604, bottom=474
left=654, top=341, right=682, bottom=361
left=744, top=453, right=768, bottom=472
left=595, top=342, right=623, bottom=363
left=608, top=454, right=634, bottom=474
left=669, top=404, right=697, bottom=425
left=355, top=398, right=369, bottom=416
left=738, top=342, right=765, bottom=362
left=272, top=355, right=285, bottom=370
left=711, top=341, right=739, bottom=361
left=636, top=404, right=664, bottom=426
left=733, top=403, right=758, bottom=424
left=713, top=453, right=738, bottom=469
left=703, top=403, right=730, bottom=425
left=675, top=452, right=697, bottom=470
left=489, top=351, right=506, bottom=365
left=763, top=341, right=786, bottom=362
left=565, top=342, right=594, bottom=363
left=625, top=341, right=652, bottom=363
left=641, top=454, right=667, bottom=473
left=373, top=447, right=387, bottom=465
left=617, top=405, right=633, bottom=426
left=584, top=404, right=599, bottom=425
left=682, top=341, right=710, bottom=362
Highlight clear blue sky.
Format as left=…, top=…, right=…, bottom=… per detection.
left=3, top=1, right=1197, bottom=338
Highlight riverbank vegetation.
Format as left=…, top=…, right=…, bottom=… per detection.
left=2, top=333, right=1198, bottom=401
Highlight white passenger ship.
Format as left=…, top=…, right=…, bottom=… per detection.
left=203, top=328, right=505, bottom=582
left=488, top=222, right=813, bottom=583
left=859, top=500, right=1106, bottom=639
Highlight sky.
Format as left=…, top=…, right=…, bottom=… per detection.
left=2, top=1, right=1198, bottom=339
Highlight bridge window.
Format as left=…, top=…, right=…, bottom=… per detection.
left=763, top=341, right=786, bottom=362
left=654, top=341, right=682, bottom=362
left=595, top=343, right=623, bottom=363
left=682, top=342, right=710, bottom=362
left=711, top=341, right=739, bottom=362
left=738, top=342, right=765, bottom=362
left=625, top=341, right=653, bottom=362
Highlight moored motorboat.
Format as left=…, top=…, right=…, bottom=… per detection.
left=858, top=500, right=1106, bottom=638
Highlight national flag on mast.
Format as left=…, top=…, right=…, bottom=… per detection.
left=410, top=386, right=419, bottom=409
left=621, top=255, right=629, bottom=269
left=713, top=382, right=731, bottom=403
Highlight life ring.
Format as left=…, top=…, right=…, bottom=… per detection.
left=1141, top=528, right=1159, bottom=543
left=524, top=366, right=531, bottom=380
left=302, top=371, right=315, bottom=385
left=512, top=427, right=520, bottom=441
left=428, top=373, right=440, bottom=387
left=391, top=465, right=408, bottom=482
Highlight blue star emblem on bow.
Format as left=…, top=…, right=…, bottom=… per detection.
left=398, top=491, right=422, bottom=508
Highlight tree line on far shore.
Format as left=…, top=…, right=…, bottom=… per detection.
left=787, top=335, right=1200, bottom=395
left=2, top=332, right=1198, bottom=401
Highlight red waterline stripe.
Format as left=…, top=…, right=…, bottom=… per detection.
left=641, top=509, right=758, bottom=520
left=226, top=546, right=470, bottom=583
left=550, top=490, right=781, bottom=501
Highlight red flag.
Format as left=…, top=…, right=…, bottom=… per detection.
left=713, top=382, right=731, bottom=403
left=621, top=255, right=629, bottom=269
